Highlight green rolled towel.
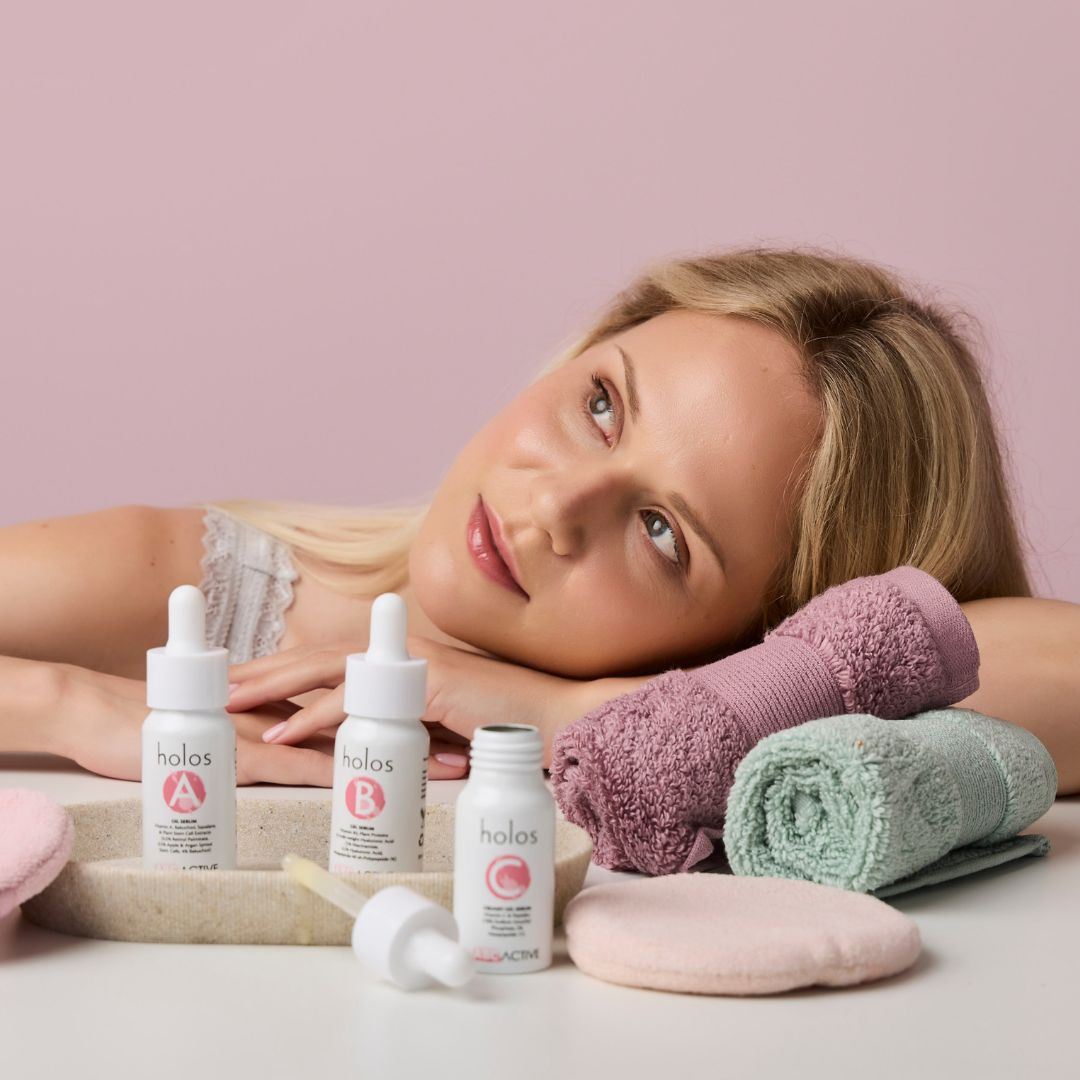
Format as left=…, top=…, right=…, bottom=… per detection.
left=722, top=708, right=1057, bottom=897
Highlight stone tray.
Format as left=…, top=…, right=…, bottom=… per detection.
left=21, top=798, right=594, bottom=945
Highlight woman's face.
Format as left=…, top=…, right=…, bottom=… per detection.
left=408, top=309, right=823, bottom=679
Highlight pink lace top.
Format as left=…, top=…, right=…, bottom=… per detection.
left=197, top=508, right=299, bottom=663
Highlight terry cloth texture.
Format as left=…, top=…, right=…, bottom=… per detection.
left=723, top=708, right=1056, bottom=897
left=550, top=565, right=981, bottom=876
left=0, top=789, right=74, bottom=918
left=197, top=506, right=299, bottom=664
left=563, top=874, right=921, bottom=996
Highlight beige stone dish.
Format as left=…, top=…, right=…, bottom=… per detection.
left=21, top=798, right=594, bottom=945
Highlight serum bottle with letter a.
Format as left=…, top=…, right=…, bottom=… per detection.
left=142, top=585, right=236, bottom=870
left=453, top=724, right=555, bottom=974
left=329, top=592, right=429, bottom=872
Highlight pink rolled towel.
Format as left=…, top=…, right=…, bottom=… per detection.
left=549, top=566, right=980, bottom=876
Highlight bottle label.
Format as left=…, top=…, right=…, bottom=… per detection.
left=142, top=733, right=236, bottom=871
left=329, top=742, right=426, bottom=871
left=454, top=809, right=555, bottom=972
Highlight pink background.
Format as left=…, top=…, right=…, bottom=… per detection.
left=2, top=1, right=1077, bottom=600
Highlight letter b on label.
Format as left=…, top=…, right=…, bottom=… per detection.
left=346, top=776, right=385, bottom=820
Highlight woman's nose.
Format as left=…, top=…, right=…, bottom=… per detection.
left=529, top=464, right=625, bottom=556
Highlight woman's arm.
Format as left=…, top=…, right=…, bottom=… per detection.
left=0, top=654, right=337, bottom=785
left=955, top=596, right=1080, bottom=796
left=0, top=505, right=206, bottom=678
left=0, top=656, right=63, bottom=753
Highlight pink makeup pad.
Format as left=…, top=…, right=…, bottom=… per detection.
left=564, top=874, right=921, bottom=995
left=0, top=789, right=75, bottom=919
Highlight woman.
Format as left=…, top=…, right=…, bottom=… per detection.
left=3, top=246, right=1078, bottom=792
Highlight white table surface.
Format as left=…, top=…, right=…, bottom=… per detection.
left=1, top=752, right=1077, bottom=1080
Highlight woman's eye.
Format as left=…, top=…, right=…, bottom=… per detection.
left=585, top=374, right=618, bottom=440
left=583, top=373, right=684, bottom=572
left=641, top=510, right=682, bottom=568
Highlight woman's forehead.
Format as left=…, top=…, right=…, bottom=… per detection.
left=616, top=309, right=806, bottom=377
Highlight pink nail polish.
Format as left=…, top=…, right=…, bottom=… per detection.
left=228, top=682, right=239, bottom=695
left=435, top=752, right=469, bottom=768
left=263, top=721, right=288, bottom=743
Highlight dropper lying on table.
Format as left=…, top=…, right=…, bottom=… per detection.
left=281, top=853, right=474, bottom=991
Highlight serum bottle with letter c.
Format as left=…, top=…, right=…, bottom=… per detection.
left=329, top=592, right=429, bottom=873
left=142, top=585, right=236, bottom=871
left=453, top=724, right=555, bottom=974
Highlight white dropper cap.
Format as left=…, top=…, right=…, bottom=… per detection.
left=343, top=592, right=427, bottom=720
left=281, top=854, right=474, bottom=991
left=146, top=585, right=230, bottom=711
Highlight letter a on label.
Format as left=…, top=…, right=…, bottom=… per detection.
left=163, top=770, right=206, bottom=814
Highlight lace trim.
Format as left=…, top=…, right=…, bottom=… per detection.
left=197, top=508, right=299, bottom=663
left=199, top=509, right=235, bottom=656
left=255, top=529, right=299, bottom=661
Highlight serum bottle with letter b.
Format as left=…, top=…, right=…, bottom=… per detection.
left=142, top=585, right=236, bottom=871
left=329, top=592, right=429, bottom=872
left=453, top=724, right=555, bottom=974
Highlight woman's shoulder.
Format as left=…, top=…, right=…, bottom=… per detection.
left=0, top=504, right=210, bottom=674
left=158, top=504, right=210, bottom=536
left=20, top=504, right=208, bottom=568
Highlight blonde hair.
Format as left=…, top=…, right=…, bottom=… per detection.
left=209, top=244, right=1034, bottom=651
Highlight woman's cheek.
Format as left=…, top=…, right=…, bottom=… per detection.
left=514, top=402, right=573, bottom=465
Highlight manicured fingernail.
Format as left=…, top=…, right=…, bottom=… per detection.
left=435, top=753, right=469, bottom=768
left=263, top=721, right=288, bottom=743
left=228, top=683, right=239, bottom=696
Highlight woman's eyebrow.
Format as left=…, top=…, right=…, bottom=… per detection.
left=616, top=344, right=728, bottom=575
left=615, top=343, right=643, bottom=421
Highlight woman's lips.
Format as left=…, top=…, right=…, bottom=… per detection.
left=467, top=497, right=528, bottom=598
left=485, top=500, right=528, bottom=593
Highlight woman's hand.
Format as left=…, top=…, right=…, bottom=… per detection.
left=226, top=638, right=474, bottom=780
left=226, top=636, right=614, bottom=775
left=49, top=662, right=337, bottom=786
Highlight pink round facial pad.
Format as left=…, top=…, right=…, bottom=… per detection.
left=0, top=789, right=75, bottom=919
left=563, top=874, right=921, bottom=995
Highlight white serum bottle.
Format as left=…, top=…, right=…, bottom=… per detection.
left=453, top=724, right=555, bottom=974
left=329, top=592, right=429, bottom=873
left=142, top=585, right=236, bottom=871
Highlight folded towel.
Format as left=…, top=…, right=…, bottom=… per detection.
left=722, top=708, right=1057, bottom=896
left=550, top=566, right=981, bottom=876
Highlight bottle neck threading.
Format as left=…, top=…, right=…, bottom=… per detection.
left=468, top=757, right=545, bottom=776
left=467, top=724, right=545, bottom=775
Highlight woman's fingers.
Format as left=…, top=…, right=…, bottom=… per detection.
left=424, top=722, right=470, bottom=778
left=428, top=739, right=470, bottom=780
left=227, top=654, right=349, bottom=712
left=236, top=740, right=465, bottom=785
left=237, top=740, right=334, bottom=787
left=235, top=709, right=336, bottom=786
left=227, top=641, right=348, bottom=679
left=256, top=686, right=470, bottom=780
left=227, top=648, right=310, bottom=681
left=261, top=684, right=348, bottom=745
left=258, top=699, right=303, bottom=721
left=228, top=640, right=360, bottom=683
